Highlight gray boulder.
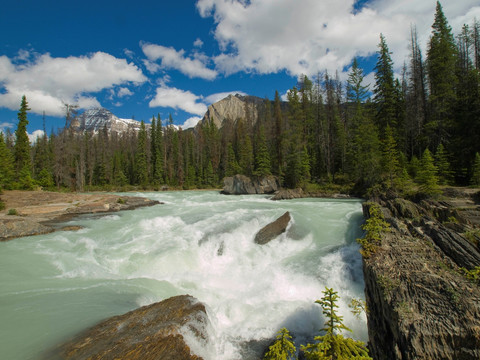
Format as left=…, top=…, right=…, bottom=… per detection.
left=254, top=212, right=291, bottom=245
left=222, top=174, right=280, bottom=195
left=54, top=295, right=208, bottom=360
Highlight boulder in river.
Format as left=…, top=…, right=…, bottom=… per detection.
left=254, top=211, right=291, bottom=245
left=55, top=295, right=209, bottom=360
left=222, top=174, right=280, bottom=195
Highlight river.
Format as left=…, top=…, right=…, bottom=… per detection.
left=0, top=191, right=367, bottom=359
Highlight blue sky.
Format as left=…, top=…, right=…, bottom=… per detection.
left=0, top=0, right=479, bottom=137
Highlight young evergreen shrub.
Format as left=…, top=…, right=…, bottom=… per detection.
left=301, top=287, right=372, bottom=360
left=356, top=204, right=390, bottom=257
left=7, top=208, right=18, bottom=215
left=263, top=328, right=297, bottom=360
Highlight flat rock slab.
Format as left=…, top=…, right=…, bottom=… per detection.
left=53, top=295, right=207, bottom=360
left=254, top=211, right=291, bottom=245
left=0, top=190, right=161, bottom=241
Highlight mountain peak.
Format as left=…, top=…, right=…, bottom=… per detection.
left=71, top=108, right=143, bottom=134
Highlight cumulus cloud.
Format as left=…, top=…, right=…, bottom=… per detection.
left=181, top=116, right=202, bottom=129
left=117, top=87, right=134, bottom=97
left=149, top=86, right=208, bottom=116
left=0, top=52, right=146, bottom=116
left=141, top=43, right=218, bottom=80
left=197, top=0, right=480, bottom=76
left=28, top=129, right=45, bottom=144
left=0, top=121, right=14, bottom=134
left=193, top=38, right=204, bottom=48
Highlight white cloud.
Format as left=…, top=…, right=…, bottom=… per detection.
left=149, top=86, right=208, bottom=116
left=28, top=129, right=45, bottom=144
left=197, top=0, right=480, bottom=76
left=181, top=116, right=202, bottom=129
left=194, top=38, right=204, bottom=48
left=204, top=91, right=247, bottom=104
left=0, top=52, right=146, bottom=116
left=0, top=121, right=14, bottom=134
left=141, top=43, right=218, bottom=80
left=117, top=87, right=133, bottom=97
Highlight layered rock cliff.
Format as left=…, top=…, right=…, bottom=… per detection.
left=198, top=94, right=263, bottom=129
left=362, top=189, right=480, bottom=359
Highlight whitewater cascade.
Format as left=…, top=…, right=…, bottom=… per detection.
left=0, top=191, right=367, bottom=359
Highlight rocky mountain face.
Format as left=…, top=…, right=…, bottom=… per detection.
left=363, top=189, right=480, bottom=359
left=198, top=94, right=264, bottom=129
left=71, top=108, right=144, bottom=134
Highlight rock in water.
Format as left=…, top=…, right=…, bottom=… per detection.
left=55, top=295, right=208, bottom=360
left=254, top=212, right=291, bottom=245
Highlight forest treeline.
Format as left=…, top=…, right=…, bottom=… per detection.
left=1, top=2, right=480, bottom=196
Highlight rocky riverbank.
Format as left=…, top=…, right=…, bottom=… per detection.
left=362, top=188, right=480, bottom=359
left=0, top=190, right=160, bottom=241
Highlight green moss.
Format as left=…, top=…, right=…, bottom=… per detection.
left=7, top=208, right=18, bottom=215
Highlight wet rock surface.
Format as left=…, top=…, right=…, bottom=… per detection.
left=254, top=211, right=291, bottom=245
left=363, top=188, right=480, bottom=360
left=0, top=191, right=161, bottom=241
left=52, top=295, right=207, bottom=360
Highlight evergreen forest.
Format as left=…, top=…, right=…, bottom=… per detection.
left=1, top=2, right=479, bottom=197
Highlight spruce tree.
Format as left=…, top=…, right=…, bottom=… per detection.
left=417, top=148, right=441, bottom=196
left=426, top=1, right=458, bottom=149
left=381, top=125, right=400, bottom=189
left=135, top=120, right=148, bottom=186
left=254, top=125, right=272, bottom=177
left=263, top=328, right=297, bottom=360
left=301, top=288, right=371, bottom=360
left=373, top=34, right=396, bottom=136
left=14, top=95, right=34, bottom=189
left=471, top=152, right=480, bottom=186
left=0, top=132, right=15, bottom=189
left=434, top=143, right=452, bottom=185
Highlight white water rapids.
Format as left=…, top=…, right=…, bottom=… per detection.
left=0, top=191, right=367, bottom=359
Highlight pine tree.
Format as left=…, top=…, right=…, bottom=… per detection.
left=373, top=34, right=396, bottom=135
left=471, top=152, right=480, bottom=186
left=14, top=95, right=34, bottom=189
left=301, top=288, right=371, bottom=360
left=417, top=148, right=441, bottom=196
left=426, top=1, right=458, bottom=149
left=263, top=328, right=297, bottom=360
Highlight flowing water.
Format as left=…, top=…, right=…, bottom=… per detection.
left=0, top=191, right=367, bottom=359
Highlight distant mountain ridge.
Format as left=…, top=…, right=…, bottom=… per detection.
left=70, top=94, right=266, bottom=134
left=71, top=108, right=144, bottom=134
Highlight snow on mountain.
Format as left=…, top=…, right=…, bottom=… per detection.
left=71, top=108, right=145, bottom=134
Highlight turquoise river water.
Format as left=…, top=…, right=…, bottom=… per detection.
left=0, top=191, right=367, bottom=359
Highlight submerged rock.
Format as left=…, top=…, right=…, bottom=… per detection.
left=55, top=295, right=208, bottom=360
left=222, top=174, right=280, bottom=195
left=254, top=211, right=291, bottom=245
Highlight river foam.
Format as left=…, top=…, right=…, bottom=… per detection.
left=0, top=191, right=366, bottom=360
